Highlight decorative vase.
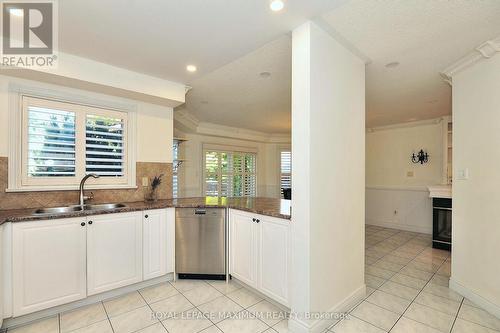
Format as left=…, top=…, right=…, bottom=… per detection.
left=145, top=186, right=158, bottom=202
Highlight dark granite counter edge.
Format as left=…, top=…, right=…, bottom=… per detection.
left=0, top=199, right=292, bottom=224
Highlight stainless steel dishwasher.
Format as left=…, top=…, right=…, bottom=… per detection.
left=175, top=208, right=226, bottom=280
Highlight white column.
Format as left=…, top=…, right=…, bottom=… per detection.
left=449, top=49, right=500, bottom=318
left=290, top=21, right=366, bottom=333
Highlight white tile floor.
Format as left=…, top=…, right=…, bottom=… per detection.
left=5, top=226, right=500, bottom=333
left=330, top=225, right=500, bottom=333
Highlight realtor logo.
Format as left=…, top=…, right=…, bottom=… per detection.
left=1, top=0, right=58, bottom=68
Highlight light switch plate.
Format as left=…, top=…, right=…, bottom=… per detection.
left=406, top=170, right=415, bottom=178
left=142, top=177, right=149, bottom=187
left=457, top=168, right=469, bottom=180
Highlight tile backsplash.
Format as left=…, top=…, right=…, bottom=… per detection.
left=0, top=157, right=172, bottom=210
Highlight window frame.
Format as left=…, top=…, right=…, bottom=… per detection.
left=9, top=91, right=137, bottom=192
left=202, top=146, right=258, bottom=197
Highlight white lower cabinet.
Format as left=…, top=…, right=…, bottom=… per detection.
left=258, top=215, right=290, bottom=305
left=9, top=209, right=175, bottom=317
left=143, top=208, right=175, bottom=280
left=87, top=212, right=143, bottom=296
left=12, top=218, right=87, bottom=316
left=230, top=210, right=290, bottom=306
left=229, top=210, right=258, bottom=288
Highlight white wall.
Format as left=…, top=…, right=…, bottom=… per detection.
left=450, top=52, right=500, bottom=317
left=366, top=122, right=443, bottom=186
left=0, top=75, right=174, bottom=163
left=365, top=121, right=445, bottom=234
left=290, top=21, right=365, bottom=332
left=175, top=130, right=289, bottom=198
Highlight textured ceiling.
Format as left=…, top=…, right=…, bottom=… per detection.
left=322, top=0, right=500, bottom=127
left=179, top=36, right=292, bottom=134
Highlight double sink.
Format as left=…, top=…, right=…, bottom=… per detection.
left=33, top=203, right=127, bottom=216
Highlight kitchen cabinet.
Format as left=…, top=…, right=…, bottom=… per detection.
left=12, top=218, right=87, bottom=316
left=143, top=208, right=175, bottom=280
left=87, top=212, right=143, bottom=296
left=229, top=210, right=290, bottom=306
left=258, top=215, right=290, bottom=305
left=230, top=210, right=258, bottom=287
left=0, top=225, right=4, bottom=326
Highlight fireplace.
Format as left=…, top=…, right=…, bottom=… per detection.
left=432, top=198, right=452, bottom=251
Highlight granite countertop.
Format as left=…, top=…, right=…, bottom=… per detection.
left=0, top=197, right=292, bottom=224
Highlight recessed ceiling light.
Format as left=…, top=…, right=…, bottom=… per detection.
left=9, top=8, right=23, bottom=17
left=186, top=65, right=197, bottom=72
left=259, top=71, right=271, bottom=78
left=270, top=0, right=284, bottom=12
left=385, top=61, right=400, bottom=68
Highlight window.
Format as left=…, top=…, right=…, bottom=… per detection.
left=280, top=150, right=291, bottom=197
left=172, top=139, right=180, bottom=198
left=13, top=95, right=135, bottom=190
left=204, top=150, right=256, bottom=197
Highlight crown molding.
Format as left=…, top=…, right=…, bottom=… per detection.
left=441, top=36, right=500, bottom=85
left=196, top=122, right=291, bottom=143
left=173, top=109, right=290, bottom=143
left=366, top=117, right=445, bottom=133
left=173, top=108, right=199, bottom=132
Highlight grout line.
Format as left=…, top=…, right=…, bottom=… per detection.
left=388, top=244, right=452, bottom=331
left=337, top=228, right=424, bottom=332
left=136, top=291, right=167, bottom=333
left=365, top=228, right=444, bottom=332
left=449, top=298, right=464, bottom=333
left=100, top=301, right=115, bottom=333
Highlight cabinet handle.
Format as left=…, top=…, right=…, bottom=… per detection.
left=81, top=222, right=86, bottom=227
left=256, top=219, right=260, bottom=223
left=145, top=214, right=149, bottom=219
left=88, top=221, right=93, bottom=225
left=252, top=218, right=256, bottom=222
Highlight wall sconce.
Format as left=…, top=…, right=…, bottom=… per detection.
left=412, top=149, right=429, bottom=164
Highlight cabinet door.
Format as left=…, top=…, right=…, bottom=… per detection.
left=0, top=225, right=3, bottom=326
left=87, top=212, right=142, bottom=295
left=230, top=210, right=258, bottom=288
left=143, top=208, right=171, bottom=280
left=12, top=218, right=87, bottom=316
left=258, top=215, right=290, bottom=306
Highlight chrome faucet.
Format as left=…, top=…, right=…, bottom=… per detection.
left=79, top=174, right=99, bottom=207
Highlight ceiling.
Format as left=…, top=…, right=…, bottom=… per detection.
left=322, top=0, right=500, bottom=128
left=59, top=0, right=346, bottom=83
left=179, top=35, right=292, bottom=134
left=58, top=0, right=500, bottom=133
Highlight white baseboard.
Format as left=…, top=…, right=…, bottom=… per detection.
left=3, top=274, right=174, bottom=330
left=450, top=278, right=500, bottom=319
left=366, top=219, right=431, bottom=234
left=288, top=284, right=366, bottom=333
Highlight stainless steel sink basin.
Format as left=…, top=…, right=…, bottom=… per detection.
left=33, top=206, right=83, bottom=215
left=33, top=203, right=127, bottom=215
left=83, top=203, right=127, bottom=211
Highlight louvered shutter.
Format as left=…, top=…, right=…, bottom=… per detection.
left=204, top=150, right=256, bottom=197
left=27, top=106, right=76, bottom=177
left=85, top=114, right=125, bottom=177
left=280, top=151, right=291, bottom=197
